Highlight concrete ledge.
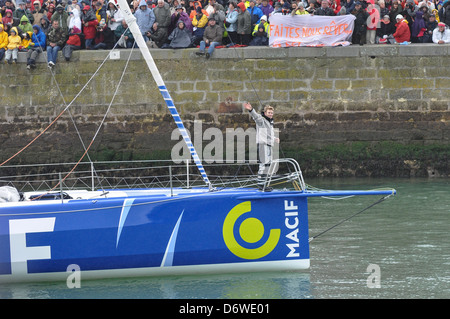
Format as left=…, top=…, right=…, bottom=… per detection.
left=10, top=43, right=450, bottom=64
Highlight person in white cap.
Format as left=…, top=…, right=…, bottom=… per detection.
left=249, top=14, right=269, bottom=45
left=393, top=14, right=411, bottom=43
left=432, top=22, right=450, bottom=43
left=252, top=14, right=269, bottom=36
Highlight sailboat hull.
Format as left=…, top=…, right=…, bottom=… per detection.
left=0, top=189, right=310, bottom=283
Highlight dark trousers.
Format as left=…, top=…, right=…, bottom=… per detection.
left=26, top=47, right=42, bottom=65
left=352, top=29, right=366, bottom=45
left=238, top=33, right=252, bottom=46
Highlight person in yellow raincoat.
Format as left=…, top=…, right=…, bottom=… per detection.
left=249, top=14, right=269, bottom=45
left=251, top=14, right=269, bottom=36
left=5, top=26, right=21, bottom=64
left=192, top=7, right=208, bottom=45
left=19, top=31, right=34, bottom=51
left=0, top=24, right=8, bottom=61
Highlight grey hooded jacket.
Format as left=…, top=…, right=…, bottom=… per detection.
left=249, top=108, right=275, bottom=146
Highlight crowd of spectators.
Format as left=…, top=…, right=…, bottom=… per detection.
left=0, top=0, right=449, bottom=66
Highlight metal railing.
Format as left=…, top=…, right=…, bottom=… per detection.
left=0, top=158, right=306, bottom=193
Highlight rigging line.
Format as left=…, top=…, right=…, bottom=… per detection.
left=0, top=105, right=65, bottom=167
left=31, top=45, right=135, bottom=200
left=0, top=32, right=127, bottom=168
left=223, top=26, right=265, bottom=110
left=44, top=55, right=99, bottom=185
left=46, top=33, right=127, bottom=164
left=46, top=69, right=94, bottom=163
left=308, top=194, right=393, bottom=242
left=34, top=33, right=92, bottom=161
left=59, top=35, right=134, bottom=193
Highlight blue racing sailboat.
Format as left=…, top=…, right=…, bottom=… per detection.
left=0, top=0, right=395, bottom=283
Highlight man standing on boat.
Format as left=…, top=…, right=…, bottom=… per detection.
left=244, top=102, right=279, bottom=191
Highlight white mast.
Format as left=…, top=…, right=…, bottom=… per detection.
left=113, top=0, right=211, bottom=189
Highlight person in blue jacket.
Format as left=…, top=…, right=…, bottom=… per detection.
left=225, top=1, right=239, bottom=45
left=26, top=24, right=46, bottom=69
left=134, top=0, right=155, bottom=41
left=247, top=0, right=263, bottom=28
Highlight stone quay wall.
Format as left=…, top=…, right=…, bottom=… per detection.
left=0, top=44, right=449, bottom=178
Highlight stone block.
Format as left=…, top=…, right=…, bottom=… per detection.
left=358, top=68, right=377, bottom=79
left=310, top=79, right=333, bottom=90
left=351, top=79, right=382, bottom=89
left=242, top=46, right=288, bottom=59
left=388, top=89, right=422, bottom=101
left=429, top=101, right=450, bottom=111
left=325, top=46, right=360, bottom=57
left=272, top=90, right=289, bottom=101
left=340, top=90, right=370, bottom=101
left=398, top=43, right=449, bottom=56
left=309, top=91, right=340, bottom=101
left=214, top=81, right=243, bottom=92
left=304, top=112, right=337, bottom=122
left=328, top=68, right=357, bottom=78
left=288, top=47, right=325, bottom=58
left=423, top=66, right=450, bottom=78
left=359, top=45, right=398, bottom=57
left=290, top=90, right=309, bottom=100
left=334, top=79, right=351, bottom=90
left=179, top=81, right=194, bottom=91
left=345, top=100, right=380, bottom=111
left=205, top=92, right=220, bottom=103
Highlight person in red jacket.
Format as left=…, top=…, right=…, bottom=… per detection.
left=62, top=26, right=82, bottom=61
left=393, top=14, right=411, bottom=43
left=81, top=5, right=98, bottom=49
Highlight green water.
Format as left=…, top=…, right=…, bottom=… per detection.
left=1, top=178, right=449, bottom=299
left=308, top=177, right=450, bottom=299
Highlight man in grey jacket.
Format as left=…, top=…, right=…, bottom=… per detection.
left=153, top=0, right=171, bottom=36
left=196, top=16, right=222, bottom=58
left=244, top=102, right=279, bottom=191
